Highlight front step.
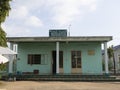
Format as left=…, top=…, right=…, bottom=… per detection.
left=2, top=74, right=119, bottom=81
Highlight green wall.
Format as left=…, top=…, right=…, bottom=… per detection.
left=17, top=42, right=102, bottom=74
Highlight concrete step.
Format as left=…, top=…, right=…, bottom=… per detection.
left=2, top=74, right=119, bottom=81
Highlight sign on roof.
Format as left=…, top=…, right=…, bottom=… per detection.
left=49, top=29, right=67, bottom=37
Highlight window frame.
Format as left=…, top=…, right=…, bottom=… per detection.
left=28, top=54, right=41, bottom=65
left=71, top=51, right=81, bottom=68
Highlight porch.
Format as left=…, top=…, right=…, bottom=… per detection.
left=1, top=73, right=118, bottom=81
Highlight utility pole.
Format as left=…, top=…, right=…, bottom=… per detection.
left=68, top=24, right=71, bottom=36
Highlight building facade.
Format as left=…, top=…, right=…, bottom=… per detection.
left=7, top=35, right=112, bottom=75
left=113, top=45, right=120, bottom=73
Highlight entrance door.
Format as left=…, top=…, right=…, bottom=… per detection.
left=71, top=51, right=82, bottom=73
left=52, top=51, right=63, bottom=74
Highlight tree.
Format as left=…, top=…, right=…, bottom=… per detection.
left=107, top=46, right=114, bottom=59
left=107, top=46, right=114, bottom=70
left=107, top=45, right=117, bottom=75
left=0, top=0, right=12, bottom=47
left=0, top=63, right=6, bottom=71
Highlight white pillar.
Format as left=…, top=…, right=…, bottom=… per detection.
left=56, top=42, right=59, bottom=74
left=104, top=42, right=109, bottom=74
left=8, top=55, right=14, bottom=73
left=8, top=43, right=14, bottom=73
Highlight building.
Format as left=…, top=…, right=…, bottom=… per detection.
left=7, top=30, right=112, bottom=75
left=113, top=45, right=120, bottom=73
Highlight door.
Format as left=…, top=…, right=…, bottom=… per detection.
left=71, top=51, right=82, bottom=73
left=52, top=51, right=63, bottom=74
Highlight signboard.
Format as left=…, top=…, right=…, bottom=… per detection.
left=49, top=29, right=67, bottom=37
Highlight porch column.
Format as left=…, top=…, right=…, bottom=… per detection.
left=104, top=42, right=109, bottom=74
left=56, top=42, right=59, bottom=74
left=8, top=43, right=14, bottom=73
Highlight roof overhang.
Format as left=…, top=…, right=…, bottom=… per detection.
left=0, top=46, right=17, bottom=54
left=7, top=36, right=112, bottom=43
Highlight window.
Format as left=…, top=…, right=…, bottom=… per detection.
left=71, top=51, right=81, bottom=68
left=28, top=54, right=41, bottom=64
left=28, top=54, right=48, bottom=65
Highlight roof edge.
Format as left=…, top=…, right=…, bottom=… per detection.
left=7, top=36, right=112, bottom=43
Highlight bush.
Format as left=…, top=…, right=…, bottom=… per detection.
left=0, top=63, right=6, bottom=71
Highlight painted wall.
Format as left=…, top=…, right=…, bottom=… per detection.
left=17, top=43, right=56, bottom=74
left=17, top=42, right=102, bottom=74
left=61, top=42, right=102, bottom=74
left=81, top=43, right=102, bottom=74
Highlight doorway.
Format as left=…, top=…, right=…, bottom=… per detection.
left=71, top=51, right=82, bottom=73
left=52, top=51, right=63, bottom=74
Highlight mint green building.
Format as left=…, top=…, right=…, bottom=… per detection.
left=7, top=30, right=112, bottom=75
left=7, top=35, right=112, bottom=75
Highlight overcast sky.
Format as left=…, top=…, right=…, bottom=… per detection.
left=2, top=0, right=120, bottom=46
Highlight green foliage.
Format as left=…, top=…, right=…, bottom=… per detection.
left=107, top=46, right=114, bottom=59
left=0, top=0, right=12, bottom=47
left=0, top=63, right=6, bottom=71
left=107, top=45, right=114, bottom=71
left=102, top=60, right=113, bottom=71
left=0, top=26, right=7, bottom=47
left=108, top=60, right=113, bottom=70
left=0, top=0, right=12, bottom=23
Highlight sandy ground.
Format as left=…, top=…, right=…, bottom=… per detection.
left=0, top=81, right=120, bottom=90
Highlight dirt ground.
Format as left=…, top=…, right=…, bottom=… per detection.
left=0, top=81, right=120, bottom=90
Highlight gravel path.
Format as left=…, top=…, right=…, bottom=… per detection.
left=0, top=81, right=120, bottom=90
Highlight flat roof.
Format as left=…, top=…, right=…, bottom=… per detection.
left=7, top=36, right=112, bottom=43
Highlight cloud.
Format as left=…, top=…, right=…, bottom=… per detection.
left=4, top=0, right=98, bottom=37
left=51, top=0, right=81, bottom=26
left=45, top=0, right=98, bottom=26
left=7, top=4, right=44, bottom=28
left=2, top=24, right=31, bottom=37
left=25, top=16, right=43, bottom=27
left=10, top=6, right=29, bottom=19
left=11, top=0, right=97, bottom=26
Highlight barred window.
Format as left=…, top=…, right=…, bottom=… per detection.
left=28, top=54, right=41, bottom=64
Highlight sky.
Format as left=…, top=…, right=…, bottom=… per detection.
left=2, top=0, right=120, bottom=46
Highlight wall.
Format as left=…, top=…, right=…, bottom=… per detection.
left=17, top=43, right=56, bottom=74
left=17, top=42, right=102, bottom=74
left=61, top=42, right=102, bottom=74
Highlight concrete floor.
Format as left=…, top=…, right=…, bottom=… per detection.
left=0, top=81, right=120, bottom=90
